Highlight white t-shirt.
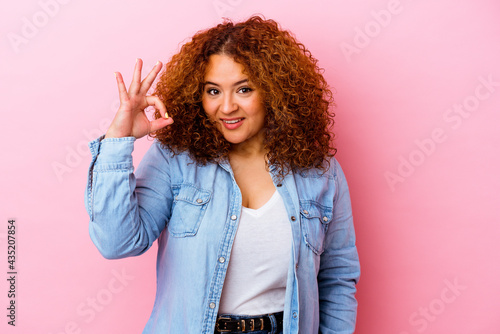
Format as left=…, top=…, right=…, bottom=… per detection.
left=218, top=190, right=292, bottom=315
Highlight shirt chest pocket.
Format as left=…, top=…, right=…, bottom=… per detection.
left=168, top=184, right=211, bottom=237
left=299, top=200, right=333, bottom=255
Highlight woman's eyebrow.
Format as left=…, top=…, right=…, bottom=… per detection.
left=203, top=79, right=249, bottom=87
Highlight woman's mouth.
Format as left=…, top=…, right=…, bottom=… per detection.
left=221, top=118, right=244, bottom=130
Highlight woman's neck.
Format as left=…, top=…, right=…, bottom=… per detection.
left=229, top=130, right=267, bottom=159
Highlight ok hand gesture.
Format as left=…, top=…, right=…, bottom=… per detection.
left=105, top=58, right=173, bottom=139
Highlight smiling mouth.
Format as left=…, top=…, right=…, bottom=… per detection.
left=222, top=118, right=244, bottom=124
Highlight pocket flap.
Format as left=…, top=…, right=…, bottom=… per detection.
left=299, top=201, right=332, bottom=224
left=174, top=184, right=211, bottom=205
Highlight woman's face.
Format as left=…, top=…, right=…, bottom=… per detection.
left=202, top=54, right=266, bottom=149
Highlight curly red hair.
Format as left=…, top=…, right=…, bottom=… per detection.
left=152, top=15, right=335, bottom=175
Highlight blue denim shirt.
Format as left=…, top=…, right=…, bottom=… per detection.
left=85, top=137, right=360, bottom=334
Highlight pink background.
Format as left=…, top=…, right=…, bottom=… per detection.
left=1, top=0, right=499, bottom=333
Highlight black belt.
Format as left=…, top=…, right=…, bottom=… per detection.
left=215, top=311, right=283, bottom=333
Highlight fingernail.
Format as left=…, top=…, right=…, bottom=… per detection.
left=156, top=60, right=160, bottom=65
left=114, top=72, right=117, bottom=77
left=164, top=113, right=169, bottom=119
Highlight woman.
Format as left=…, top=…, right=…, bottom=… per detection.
left=85, top=16, right=360, bottom=334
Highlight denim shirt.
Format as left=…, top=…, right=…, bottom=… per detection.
left=85, top=137, right=360, bottom=334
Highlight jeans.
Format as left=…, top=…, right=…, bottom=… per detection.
left=214, top=312, right=283, bottom=334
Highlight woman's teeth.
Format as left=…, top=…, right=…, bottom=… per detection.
left=223, top=119, right=242, bottom=124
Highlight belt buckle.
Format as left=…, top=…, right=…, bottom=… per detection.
left=248, top=317, right=264, bottom=331
left=216, top=315, right=266, bottom=332
left=259, top=317, right=265, bottom=330
left=248, top=319, right=254, bottom=331
left=216, top=317, right=233, bottom=332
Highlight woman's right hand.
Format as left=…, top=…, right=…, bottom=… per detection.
left=105, top=58, right=173, bottom=139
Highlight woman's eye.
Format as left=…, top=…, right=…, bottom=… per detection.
left=206, top=88, right=219, bottom=95
left=238, top=87, right=253, bottom=94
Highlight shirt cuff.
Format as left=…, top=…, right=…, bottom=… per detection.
left=89, top=136, right=136, bottom=170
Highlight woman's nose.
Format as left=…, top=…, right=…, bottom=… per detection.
left=220, top=94, right=238, bottom=114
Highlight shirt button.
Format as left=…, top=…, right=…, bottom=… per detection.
left=218, top=257, right=225, bottom=263
left=322, top=216, right=328, bottom=222
left=292, top=311, right=298, bottom=319
left=276, top=183, right=282, bottom=187
left=291, top=216, right=296, bottom=221
left=196, top=198, right=203, bottom=204
left=303, top=210, right=309, bottom=215
left=231, top=215, right=237, bottom=220
left=209, top=302, right=216, bottom=309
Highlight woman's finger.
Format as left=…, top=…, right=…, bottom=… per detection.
left=145, top=95, right=169, bottom=118
left=114, top=72, right=129, bottom=104
left=149, top=118, right=174, bottom=133
left=139, top=61, right=162, bottom=96
left=129, top=58, right=143, bottom=95
left=149, top=116, right=174, bottom=133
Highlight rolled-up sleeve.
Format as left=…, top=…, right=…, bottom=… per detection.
left=85, top=137, right=172, bottom=259
left=317, top=159, right=360, bottom=334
